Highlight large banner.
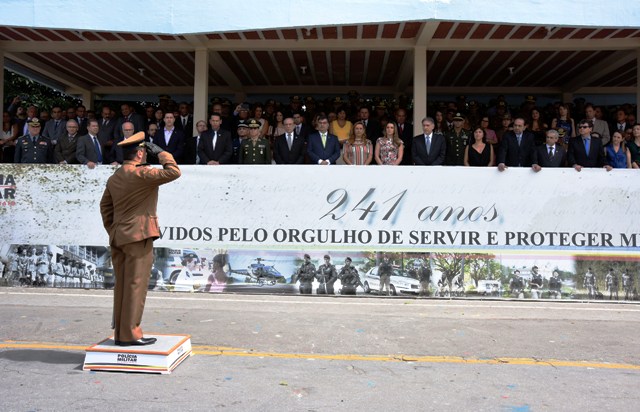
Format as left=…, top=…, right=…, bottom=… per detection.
left=2, top=164, right=639, bottom=252
left=1, top=164, right=639, bottom=300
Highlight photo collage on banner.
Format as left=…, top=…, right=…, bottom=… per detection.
left=2, top=244, right=638, bottom=301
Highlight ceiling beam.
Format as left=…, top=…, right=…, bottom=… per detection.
left=209, top=51, right=243, bottom=90
left=2, top=36, right=640, bottom=53
left=6, top=52, right=92, bottom=91
left=415, top=21, right=439, bottom=47
left=562, top=50, right=637, bottom=93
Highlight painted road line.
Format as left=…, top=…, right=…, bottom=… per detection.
left=1, top=341, right=639, bottom=371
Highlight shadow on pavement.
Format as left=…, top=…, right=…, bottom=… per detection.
left=0, top=349, right=85, bottom=367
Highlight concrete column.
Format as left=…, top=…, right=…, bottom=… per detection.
left=413, top=46, right=427, bottom=136
left=637, top=49, right=640, bottom=121
left=193, top=48, right=209, bottom=136
left=80, top=90, right=94, bottom=110
left=0, top=51, right=4, bottom=116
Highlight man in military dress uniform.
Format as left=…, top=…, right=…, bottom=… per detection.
left=338, top=257, right=363, bottom=295
left=14, top=119, right=53, bottom=164
left=295, top=254, right=316, bottom=294
left=100, top=132, right=181, bottom=346
left=444, top=113, right=470, bottom=165
left=378, top=255, right=393, bottom=296
left=605, top=268, right=618, bottom=300
left=417, top=258, right=432, bottom=297
left=584, top=268, right=596, bottom=299
left=238, top=119, right=272, bottom=164
left=316, top=255, right=338, bottom=295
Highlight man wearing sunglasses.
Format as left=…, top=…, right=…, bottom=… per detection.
left=568, top=120, right=605, bottom=171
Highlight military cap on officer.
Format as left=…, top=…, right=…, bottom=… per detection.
left=247, top=119, right=261, bottom=129
left=117, top=131, right=146, bottom=147
left=27, top=118, right=42, bottom=127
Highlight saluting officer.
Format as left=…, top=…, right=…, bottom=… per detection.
left=444, top=113, right=470, bottom=165
left=238, top=118, right=272, bottom=164
left=295, top=254, right=316, bottom=294
left=14, top=118, right=53, bottom=163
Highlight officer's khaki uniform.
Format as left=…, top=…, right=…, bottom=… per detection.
left=100, top=151, right=180, bottom=342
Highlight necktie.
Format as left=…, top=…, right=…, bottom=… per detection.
left=619, top=124, right=624, bottom=131
left=103, top=119, right=106, bottom=126
left=399, top=124, right=404, bottom=134
left=584, top=138, right=590, bottom=154
left=548, top=146, right=553, bottom=158
left=287, top=133, right=292, bottom=150
left=517, top=134, right=522, bottom=146
left=426, top=135, right=431, bottom=155
left=213, top=131, right=217, bottom=150
left=32, top=135, right=36, bottom=145
left=55, top=120, right=60, bottom=130
left=321, top=133, right=327, bottom=148
left=183, top=118, right=187, bottom=128
left=196, top=136, right=201, bottom=164
left=93, top=136, right=102, bottom=162
left=296, top=125, right=301, bottom=135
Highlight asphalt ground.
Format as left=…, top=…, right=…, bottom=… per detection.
left=1, top=288, right=639, bottom=411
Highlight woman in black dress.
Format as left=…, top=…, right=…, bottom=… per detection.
left=464, top=127, right=494, bottom=166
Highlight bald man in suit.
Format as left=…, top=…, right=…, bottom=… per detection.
left=100, top=132, right=180, bottom=346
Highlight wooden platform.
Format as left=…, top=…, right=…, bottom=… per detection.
left=83, top=334, right=192, bottom=374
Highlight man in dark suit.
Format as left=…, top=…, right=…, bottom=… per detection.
left=359, top=106, right=381, bottom=148
left=54, top=119, right=80, bottom=164
left=273, top=116, right=305, bottom=164
left=100, top=132, right=180, bottom=346
left=183, top=120, right=207, bottom=164
left=412, top=117, right=446, bottom=166
left=154, top=112, right=185, bottom=163
left=97, top=105, right=117, bottom=150
left=292, top=112, right=310, bottom=142
left=568, top=119, right=606, bottom=171
left=497, top=117, right=536, bottom=171
left=75, top=105, right=88, bottom=136
left=76, top=119, right=105, bottom=169
left=307, top=115, right=340, bottom=165
left=609, top=108, right=633, bottom=136
left=41, top=106, right=66, bottom=144
left=395, top=108, right=414, bottom=165
left=114, top=103, right=145, bottom=140
left=198, top=113, right=233, bottom=165
left=175, top=102, right=194, bottom=138
left=532, top=129, right=567, bottom=171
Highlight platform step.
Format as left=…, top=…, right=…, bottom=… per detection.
left=83, top=334, right=191, bottom=374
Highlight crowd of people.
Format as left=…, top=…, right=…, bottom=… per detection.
left=2, top=92, right=639, bottom=171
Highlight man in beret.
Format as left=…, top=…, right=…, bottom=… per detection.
left=100, top=132, right=181, bottom=346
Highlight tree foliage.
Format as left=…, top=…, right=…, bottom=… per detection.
left=3, top=69, right=81, bottom=111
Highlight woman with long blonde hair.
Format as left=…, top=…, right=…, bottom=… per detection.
left=343, top=121, right=373, bottom=165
